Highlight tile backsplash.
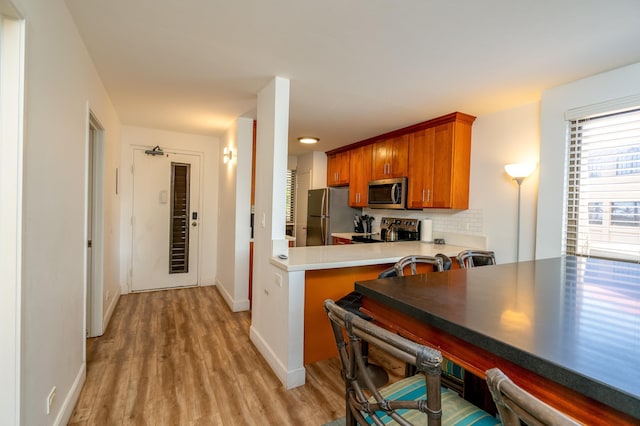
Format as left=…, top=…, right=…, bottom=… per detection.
left=362, top=208, right=484, bottom=235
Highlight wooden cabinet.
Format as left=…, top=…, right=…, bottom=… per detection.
left=332, top=236, right=352, bottom=245
left=407, top=113, right=474, bottom=209
left=327, top=151, right=350, bottom=186
left=371, top=135, right=409, bottom=180
left=326, top=112, right=475, bottom=209
left=348, top=144, right=372, bottom=207
left=407, top=128, right=435, bottom=208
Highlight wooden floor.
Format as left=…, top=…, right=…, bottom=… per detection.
left=69, top=286, right=403, bottom=425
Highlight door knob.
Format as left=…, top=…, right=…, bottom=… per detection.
left=192, top=221, right=198, bottom=227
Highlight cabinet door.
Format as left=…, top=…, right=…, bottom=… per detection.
left=371, top=140, right=390, bottom=180
left=349, top=145, right=372, bottom=207
left=337, top=151, right=350, bottom=185
left=432, top=123, right=455, bottom=207
left=407, top=129, right=434, bottom=208
left=390, top=134, right=409, bottom=178
left=327, top=153, right=339, bottom=186
left=327, top=152, right=350, bottom=186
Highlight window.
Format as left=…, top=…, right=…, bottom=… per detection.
left=285, top=169, right=296, bottom=225
left=565, top=108, right=640, bottom=261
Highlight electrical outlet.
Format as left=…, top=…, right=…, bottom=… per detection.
left=47, top=386, right=56, bottom=414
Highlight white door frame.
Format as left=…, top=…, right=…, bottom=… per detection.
left=0, top=5, right=25, bottom=425
left=85, top=111, right=105, bottom=338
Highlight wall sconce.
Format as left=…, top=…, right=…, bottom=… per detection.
left=504, top=163, right=536, bottom=261
left=223, top=147, right=233, bottom=164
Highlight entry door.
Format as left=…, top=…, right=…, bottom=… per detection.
left=131, top=149, right=201, bottom=291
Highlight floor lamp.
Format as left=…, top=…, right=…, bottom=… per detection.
left=504, top=163, right=536, bottom=262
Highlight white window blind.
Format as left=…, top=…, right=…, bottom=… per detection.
left=286, top=169, right=296, bottom=224
left=565, top=108, right=640, bottom=262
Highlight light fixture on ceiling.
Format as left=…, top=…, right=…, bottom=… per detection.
left=298, top=136, right=319, bottom=144
left=505, top=163, right=536, bottom=262
left=223, top=147, right=233, bottom=164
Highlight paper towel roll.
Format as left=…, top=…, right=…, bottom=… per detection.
left=421, top=219, right=433, bottom=242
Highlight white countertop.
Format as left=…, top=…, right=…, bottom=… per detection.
left=271, top=241, right=480, bottom=272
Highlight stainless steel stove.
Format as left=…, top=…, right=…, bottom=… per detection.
left=351, top=217, right=421, bottom=243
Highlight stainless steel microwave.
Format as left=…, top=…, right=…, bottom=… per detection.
left=367, top=177, right=407, bottom=209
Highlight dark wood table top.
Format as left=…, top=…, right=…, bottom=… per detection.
left=355, top=256, right=640, bottom=420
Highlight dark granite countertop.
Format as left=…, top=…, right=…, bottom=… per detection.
left=355, top=256, right=640, bottom=420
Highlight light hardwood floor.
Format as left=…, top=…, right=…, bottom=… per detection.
left=69, top=286, right=403, bottom=425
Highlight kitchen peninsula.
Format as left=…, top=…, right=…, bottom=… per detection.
left=255, top=239, right=483, bottom=389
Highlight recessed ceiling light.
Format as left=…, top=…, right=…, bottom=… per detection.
left=298, top=136, right=319, bottom=144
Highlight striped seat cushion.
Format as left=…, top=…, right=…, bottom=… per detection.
left=364, top=374, right=500, bottom=425
left=442, top=358, right=465, bottom=380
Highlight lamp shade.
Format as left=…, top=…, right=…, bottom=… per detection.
left=504, top=163, right=536, bottom=179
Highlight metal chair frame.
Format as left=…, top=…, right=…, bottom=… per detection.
left=456, top=250, right=496, bottom=269
left=393, top=255, right=444, bottom=276
left=486, top=368, right=580, bottom=426
left=324, top=299, right=445, bottom=426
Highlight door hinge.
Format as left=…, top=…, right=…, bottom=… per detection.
left=87, top=240, right=92, bottom=248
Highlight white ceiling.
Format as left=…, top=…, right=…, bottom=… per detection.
left=65, top=0, right=640, bottom=155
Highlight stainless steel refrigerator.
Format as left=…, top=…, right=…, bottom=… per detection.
left=306, top=187, right=361, bottom=246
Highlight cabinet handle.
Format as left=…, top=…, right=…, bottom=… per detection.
left=427, top=189, right=431, bottom=202
left=422, top=189, right=425, bottom=202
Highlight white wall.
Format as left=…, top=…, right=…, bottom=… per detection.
left=216, top=117, right=253, bottom=311
left=470, top=102, right=540, bottom=262
left=15, top=0, right=121, bottom=424
left=537, top=62, right=640, bottom=259
left=296, top=151, right=327, bottom=189
left=119, top=126, right=220, bottom=291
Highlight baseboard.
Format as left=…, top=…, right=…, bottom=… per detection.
left=54, top=362, right=86, bottom=426
left=215, top=280, right=250, bottom=312
left=249, top=325, right=306, bottom=389
left=102, top=292, right=120, bottom=334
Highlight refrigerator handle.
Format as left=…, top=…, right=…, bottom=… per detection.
left=321, top=190, right=327, bottom=244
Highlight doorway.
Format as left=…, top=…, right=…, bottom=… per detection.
left=131, top=148, right=201, bottom=291
left=86, top=113, right=104, bottom=338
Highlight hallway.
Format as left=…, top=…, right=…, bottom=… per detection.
left=68, top=287, right=356, bottom=425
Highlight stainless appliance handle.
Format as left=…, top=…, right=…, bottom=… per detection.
left=391, top=183, right=399, bottom=204
left=321, top=191, right=327, bottom=244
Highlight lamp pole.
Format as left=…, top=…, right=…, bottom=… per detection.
left=504, top=163, right=535, bottom=263
left=514, top=177, right=524, bottom=262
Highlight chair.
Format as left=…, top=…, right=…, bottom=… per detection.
left=324, top=299, right=500, bottom=426
left=486, top=368, right=580, bottom=426
left=335, top=255, right=444, bottom=386
left=392, top=255, right=464, bottom=395
left=393, top=255, right=444, bottom=276
left=456, top=250, right=496, bottom=268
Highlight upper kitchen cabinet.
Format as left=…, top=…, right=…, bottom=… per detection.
left=407, top=128, right=435, bottom=208
left=348, top=144, right=372, bottom=207
left=371, top=134, right=409, bottom=180
left=327, top=151, right=349, bottom=186
left=407, top=112, right=476, bottom=209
